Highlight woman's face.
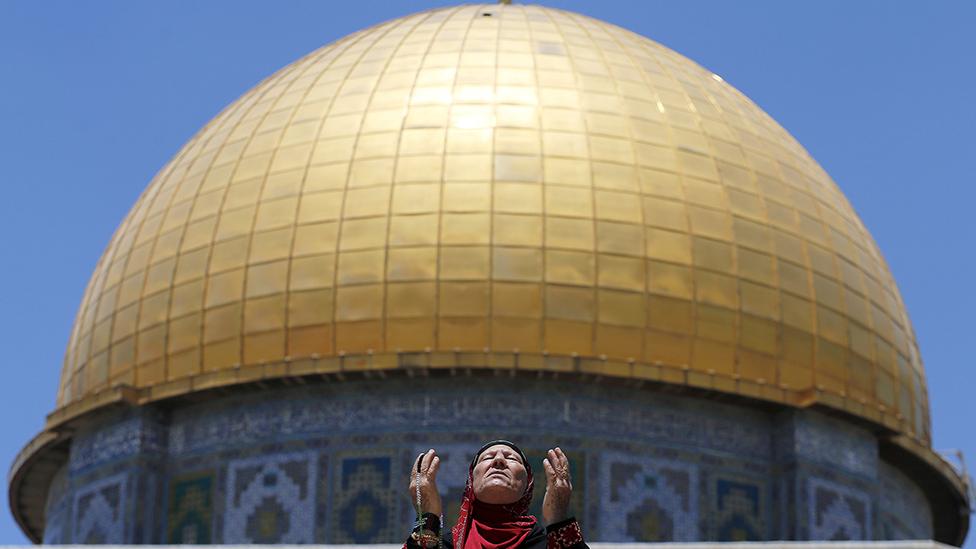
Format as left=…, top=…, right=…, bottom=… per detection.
left=472, top=444, right=528, bottom=505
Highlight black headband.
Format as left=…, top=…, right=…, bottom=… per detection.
left=473, top=440, right=529, bottom=471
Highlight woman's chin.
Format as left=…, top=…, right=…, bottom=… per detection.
left=477, top=486, right=521, bottom=505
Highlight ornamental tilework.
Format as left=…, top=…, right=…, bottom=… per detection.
left=570, top=398, right=769, bottom=460
left=808, top=477, right=871, bottom=541
left=879, top=462, right=933, bottom=540
left=167, top=380, right=769, bottom=459
left=713, top=478, right=764, bottom=541
left=43, top=380, right=932, bottom=544
left=131, top=466, right=162, bottom=544
left=223, top=452, right=318, bottom=544
left=773, top=473, right=789, bottom=540
left=598, top=451, right=699, bottom=542
left=315, top=454, right=330, bottom=543
left=168, top=391, right=427, bottom=456
left=333, top=452, right=397, bottom=544
left=167, top=472, right=214, bottom=543
left=792, top=413, right=877, bottom=479
left=42, top=504, right=67, bottom=545
left=70, top=411, right=166, bottom=473
left=43, top=465, right=70, bottom=545
left=72, top=472, right=127, bottom=544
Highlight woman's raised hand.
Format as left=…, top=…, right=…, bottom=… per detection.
left=409, top=449, right=443, bottom=517
left=542, top=447, right=573, bottom=526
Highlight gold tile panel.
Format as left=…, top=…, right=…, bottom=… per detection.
left=56, top=3, right=930, bottom=446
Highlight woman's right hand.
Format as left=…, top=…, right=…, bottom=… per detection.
left=409, top=449, right=443, bottom=517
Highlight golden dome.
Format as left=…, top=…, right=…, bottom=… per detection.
left=54, top=3, right=929, bottom=444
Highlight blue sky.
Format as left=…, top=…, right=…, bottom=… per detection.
left=1, top=0, right=973, bottom=545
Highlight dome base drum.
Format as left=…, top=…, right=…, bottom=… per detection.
left=24, top=375, right=949, bottom=544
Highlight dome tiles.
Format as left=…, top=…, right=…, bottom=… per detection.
left=53, top=3, right=928, bottom=445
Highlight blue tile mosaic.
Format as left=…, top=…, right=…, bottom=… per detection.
left=714, top=478, right=764, bottom=541
left=333, top=452, right=397, bottom=543
left=72, top=472, right=128, bottom=543
left=790, top=412, right=877, bottom=479
left=808, top=477, right=871, bottom=541
left=598, top=451, right=698, bottom=542
left=41, top=378, right=932, bottom=544
left=69, top=410, right=166, bottom=474
left=879, top=462, right=933, bottom=540
left=167, top=472, right=213, bottom=543
left=223, top=452, right=318, bottom=543
left=42, top=465, right=70, bottom=544
left=167, top=380, right=769, bottom=459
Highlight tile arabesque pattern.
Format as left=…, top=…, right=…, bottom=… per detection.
left=879, top=462, right=933, bottom=540
left=807, top=478, right=871, bottom=541
left=72, top=472, right=128, bottom=544
left=42, top=465, right=71, bottom=544
left=55, top=3, right=928, bottom=444
left=41, top=379, right=933, bottom=543
left=598, top=451, right=699, bottom=542
left=223, top=451, right=318, bottom=543
left=167, top=473, right=213, bottom=543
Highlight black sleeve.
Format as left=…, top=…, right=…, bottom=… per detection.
left=404, top=513, right=451, bottom=549
left=545, top=517, right=587, bottom=549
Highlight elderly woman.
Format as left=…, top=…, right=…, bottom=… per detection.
left=404, top=441, right=587, bottom=549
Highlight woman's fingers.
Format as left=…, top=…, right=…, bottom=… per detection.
left=548, top=448, right=567, bottom=471
left=420, top=448, right=436, bottom=473
left=429, top=455, right=440, bottom=481
left=542, top=457, right=555, bottom=483
left=408, top=450, right=443, bottom=516
left=542, top=448, right=573, bottom=527
left=546, top=447, right=572, bottom=487
left=554, top=447, right=568, bottom=469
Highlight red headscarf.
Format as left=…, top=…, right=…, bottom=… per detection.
left=452, top=441, right=537, bottom=549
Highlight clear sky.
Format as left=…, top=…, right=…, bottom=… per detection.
left=1, top=0, right=973, bottom=545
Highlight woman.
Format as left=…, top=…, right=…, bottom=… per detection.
left=404, top=440, right=587, bottom=549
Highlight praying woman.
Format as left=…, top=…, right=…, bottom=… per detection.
left=404, top=440, right=588, bottom=549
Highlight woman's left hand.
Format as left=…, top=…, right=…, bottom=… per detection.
left=542, top=447, right=573, bottom=526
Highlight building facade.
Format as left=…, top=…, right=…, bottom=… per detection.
left=9, top=3, right=969, bottom=545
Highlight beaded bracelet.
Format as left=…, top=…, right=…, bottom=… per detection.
left=411, top=529, right=440, bottom=548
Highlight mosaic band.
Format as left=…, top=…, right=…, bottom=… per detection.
left=40, top=378, right=931, bottom=544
